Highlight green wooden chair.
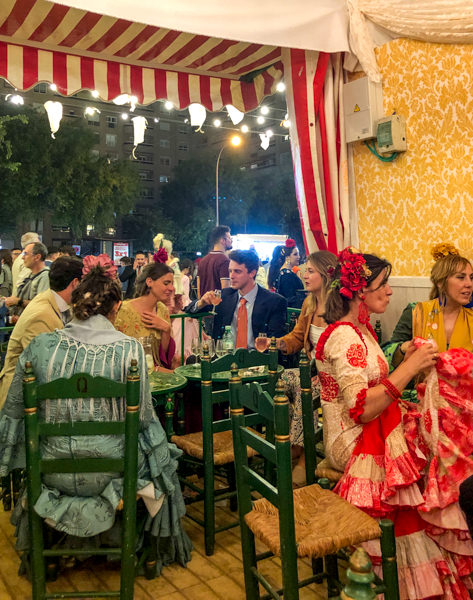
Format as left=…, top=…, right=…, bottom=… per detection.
left=229, top=375, right=400, bottom=600
left=22, top=359, right=141, bottom=600
left=171, top=341, right=279, bottom=556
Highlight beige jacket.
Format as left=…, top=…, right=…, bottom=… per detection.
left=0, top=290, right=63, bottom=408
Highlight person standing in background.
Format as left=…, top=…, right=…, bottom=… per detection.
left=197, top=226, right=232, bottom=297
left=0, top=250, right=13, bottom=297
left=11, top=232, right=40, bottom=295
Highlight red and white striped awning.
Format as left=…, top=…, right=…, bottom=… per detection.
left=0, top=0, right=283, bottom=111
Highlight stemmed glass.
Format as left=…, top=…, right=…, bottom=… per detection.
left=255, top=333, right=269, bottom=353
left=209, top=289, right=222, bottom=315
left=191, top=337, right=201, bottom=370
left=215, top=339, right=226, bottom=358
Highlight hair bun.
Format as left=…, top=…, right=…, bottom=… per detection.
left=431, top=243, right=459, bottom=262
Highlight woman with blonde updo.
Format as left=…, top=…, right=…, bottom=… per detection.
left=384, top=243, right=473, bottom=396
left=0, top=254, right=191, bottom=574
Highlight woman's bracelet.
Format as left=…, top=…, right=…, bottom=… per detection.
left=380, top=378, right=402, bottom=401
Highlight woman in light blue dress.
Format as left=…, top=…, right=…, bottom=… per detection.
left=0, top=254, right=192, bottom=575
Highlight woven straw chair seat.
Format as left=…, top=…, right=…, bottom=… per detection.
left=315, top=457, right=344, bottom=482
left=244, top=483, right=380, bottom=559
left=171, top=430, right=260, bottom=466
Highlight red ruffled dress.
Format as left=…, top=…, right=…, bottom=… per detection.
left=316, top=323, right=473, bottom=600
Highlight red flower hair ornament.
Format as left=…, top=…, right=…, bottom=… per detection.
left=82, top=254, right=117, bottom=280
left=331, top=247, right=371, bottom=300
left=153, top=248, right=168, bottom=264
left=285, top=238, right=296, bottom=249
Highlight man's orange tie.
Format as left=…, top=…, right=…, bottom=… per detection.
left=236, top=298, right=248, bottom=348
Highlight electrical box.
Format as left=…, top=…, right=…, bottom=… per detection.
left=376, top=115, right=407, bottom=154
left=343, top=77, right=383, bottom=143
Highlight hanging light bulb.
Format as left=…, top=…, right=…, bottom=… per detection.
left=6, top=94, right=24, bottom=105
left=44, top=100, right=63, bottom=139
left=164, top=100, right=173, bottom=110
left=154, top=117, right=159, bottom=123
left=226, top=105, right=244, bottom=125
left=282, top=119, right=291, bottom=128
left=260, top=106, right=269, bottom=115
left=265, top=129, right=274, bottom=138
left=49, top=83, right=58, bottom=92
left=241, top=124, right=249, bottom=133
left=121, top=113, right=129, bottom=120
left=213, top=119, right=222, bottom=127
left=84, top=106, right=100, bottom=116
left=276, top=81, right=286, bottom=92
left=91, top=90, right=100, bottom=98
left=257, top=116, right=265, bottom=125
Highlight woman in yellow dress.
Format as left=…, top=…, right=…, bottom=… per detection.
left=115, top=260, right=176, bottom=372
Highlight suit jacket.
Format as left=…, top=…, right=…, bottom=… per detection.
left=185, top=285, right=287, bottom=343
left=0, top=289, right=63, bottom=409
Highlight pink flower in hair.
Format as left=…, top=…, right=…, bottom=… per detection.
left=82, top=254, right=118, bottom=279
left=153, top=248, right=168, bottom=264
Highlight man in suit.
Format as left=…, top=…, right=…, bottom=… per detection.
left=186, top=249, right=287, bottom=347
left=0, top=256, right=83, bottom=409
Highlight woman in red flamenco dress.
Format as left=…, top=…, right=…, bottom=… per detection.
left=315, top=247, right=473, bottom=600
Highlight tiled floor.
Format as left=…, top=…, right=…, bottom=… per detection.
left=0, top=500, right=328, bottom=600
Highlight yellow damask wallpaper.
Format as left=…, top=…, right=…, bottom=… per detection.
left=353, top=38, right=473, bottom=276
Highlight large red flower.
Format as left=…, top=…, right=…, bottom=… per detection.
left=346, top=344, right=367, bottom=368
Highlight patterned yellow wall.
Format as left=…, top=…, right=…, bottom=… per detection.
left=353, top=38, right=473, bottom=276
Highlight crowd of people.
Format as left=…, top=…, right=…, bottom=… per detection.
left=1, top=228, right=473, bottom=598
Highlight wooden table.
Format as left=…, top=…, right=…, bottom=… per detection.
left=149, top=371, right=188, bottom=438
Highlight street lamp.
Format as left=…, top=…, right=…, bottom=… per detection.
left=215, top=135, right=241, bottom=226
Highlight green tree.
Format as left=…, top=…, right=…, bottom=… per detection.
left=0, top=104, right=140, bottom=237
left=159, top=152, right=255, bottom=252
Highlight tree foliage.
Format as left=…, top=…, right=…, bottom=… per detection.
left=0, top=104, right=140, bottom=237
left=159, top=150, right=301, bottom=253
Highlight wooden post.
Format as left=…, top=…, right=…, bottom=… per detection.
left=340, top=547, right=376, bottom=600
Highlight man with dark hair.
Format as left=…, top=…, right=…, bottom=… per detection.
left=45, top=247, right=60, bottom=267
left=118, top=256, right=136, bottom=299
left=186, top=249, right=287, bottom=347
left=197, top=225, right=233, bottom=297
left=0, top=256, right=83, bottom=408
left=5, top=241, right=49, bottom=310
left=134, top=251, right=147, bottom=278
left=58, top=245, right=78, bottom=257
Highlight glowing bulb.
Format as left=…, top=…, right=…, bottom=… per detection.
left=7, top=94, right=24, bottom=105
left=241, top=124, right=249, bottom=133
left=121, top=113, right=128, bottom=120
left=91, top=90, right=99, bottom=98
left=283, top=119, right=291, bottom=128
left=49, top=83, right=57, bottom=92
left=231, top=135, right=241, bottom=147
left=276, top=81, right=286, bottom=92
left=265, top=129, right=273, bottom=138
left=260, top=106, right=269, bottom=115
left=164, top=101, right=173, bottom=110
left=257, top=116, right=265, bottom=125
left=213, top=119, right=222, bottom=127
left=154, top=117, right=159, bottom=123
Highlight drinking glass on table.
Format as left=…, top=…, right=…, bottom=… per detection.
left=204, top=338, right=215, bottom=360
left=190, top=337, right=201, bottom=369
left=209, top=289, right=222, bottom=315
left=255, top=333, right=270, bottom=353
left=215, top=339, right=226, bottom=358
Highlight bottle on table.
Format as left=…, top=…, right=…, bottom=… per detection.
left=222, top=325, right=235, bottom=354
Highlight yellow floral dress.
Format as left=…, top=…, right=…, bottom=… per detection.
left=115, top=300, right=174, bottom=368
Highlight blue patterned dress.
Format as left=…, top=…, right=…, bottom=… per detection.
left=0, top=314, right=192, bottom=573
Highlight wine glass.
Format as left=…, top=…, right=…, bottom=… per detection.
left=205, top=338, right=215, bottom=359
left=191, top=337, right=201, bottom=369
left=209, top=289, right=222, bottom=315
left=215, top=339, right=225, bottom=358
left=255, top=333, right=269, bottom=353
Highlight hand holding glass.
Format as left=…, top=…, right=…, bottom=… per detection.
left=209, top=289, right=222, bottom=315
left=255, top=333, right=270, bottom=353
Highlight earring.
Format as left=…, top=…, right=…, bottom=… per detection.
left=358, top=295, right=370, bottom=325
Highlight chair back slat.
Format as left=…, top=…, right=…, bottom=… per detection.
left=35, top=372, right=125, bottom=400
left=39, top=422, right=125, bottom=436
left=240, top=428, right=276, bottom=463
left=243, top=466, right=279, bottom=507
left=40, top=458, right=124, bottom=474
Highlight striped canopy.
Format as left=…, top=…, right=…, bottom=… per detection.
left=0, top=0, right=283, bottom=111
